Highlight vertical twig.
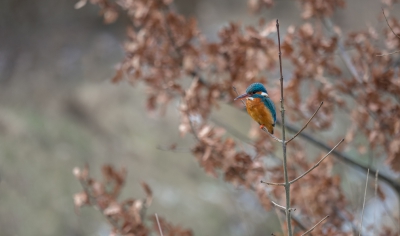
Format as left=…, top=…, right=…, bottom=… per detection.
left=374, top=170, right=378, bottom=236
left=276, top=19, right=293, bottom=236
left=155, top=213, right=164, bottom=236
left=359, top=169, right=369, bottom=236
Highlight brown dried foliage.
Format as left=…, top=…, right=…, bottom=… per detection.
left=73, top=165, right=192, bottom=236
left=74, top=0, right=400, bottom=234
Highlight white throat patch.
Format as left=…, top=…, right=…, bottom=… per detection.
left=246, top=97, right=254, bottom=101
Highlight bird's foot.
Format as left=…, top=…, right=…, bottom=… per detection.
left=259, top=125, right=265, bottom=130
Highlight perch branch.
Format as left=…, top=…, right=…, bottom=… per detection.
left=262, top=127, right=283, bottom=143
left=286, top=101, right=323, bottom=144
left=301, top=215, right=329, bottom=236
left=276, top=19, right=293, bottom=236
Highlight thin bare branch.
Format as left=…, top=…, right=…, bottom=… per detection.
left=290, top=138, right=344, bottom=184
left=382, top=8, right=400, bottom=40
left=262, top=127, right=283, bottom=143
left=155, top=213, right=164, bottom=236
left=301, top=215, right=329, bottom=236
left=261, top=180, right=285, bottom=186
left=271, top=195, right=309, bottom=232
left=359, top=169, right=369, bottom=236
left=286, top=102, right=323, bottom=144
left=271, top=200, right=296, bottom=212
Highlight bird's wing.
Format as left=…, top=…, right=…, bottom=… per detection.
left=263, top=97, right=276, bottom=124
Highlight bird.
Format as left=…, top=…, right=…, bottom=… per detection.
left=234, top=83, right=276, bottom=134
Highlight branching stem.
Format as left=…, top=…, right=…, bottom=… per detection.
left=276, top=19, right=293, bottom=236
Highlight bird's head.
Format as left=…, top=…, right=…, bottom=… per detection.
left=234, top=83, right=269, bottom=100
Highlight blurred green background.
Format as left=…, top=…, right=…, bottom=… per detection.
left=0, top=0, right=398, bottom=235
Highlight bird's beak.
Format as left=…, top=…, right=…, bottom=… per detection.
left=234, top=93, right=249, bottom=100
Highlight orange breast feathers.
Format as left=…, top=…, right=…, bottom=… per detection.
left=246, top=98, right=275, bottom=134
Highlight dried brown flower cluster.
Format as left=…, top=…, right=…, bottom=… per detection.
left=74, top=0, right=400, bottom=235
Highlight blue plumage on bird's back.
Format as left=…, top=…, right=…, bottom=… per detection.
left=262, top=96, right=276, bottom=124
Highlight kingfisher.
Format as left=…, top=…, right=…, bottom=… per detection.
left=234, top=83, right=277, bottom=134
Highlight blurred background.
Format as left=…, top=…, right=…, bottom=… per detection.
left=0, top=0, right=399, bottom=235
